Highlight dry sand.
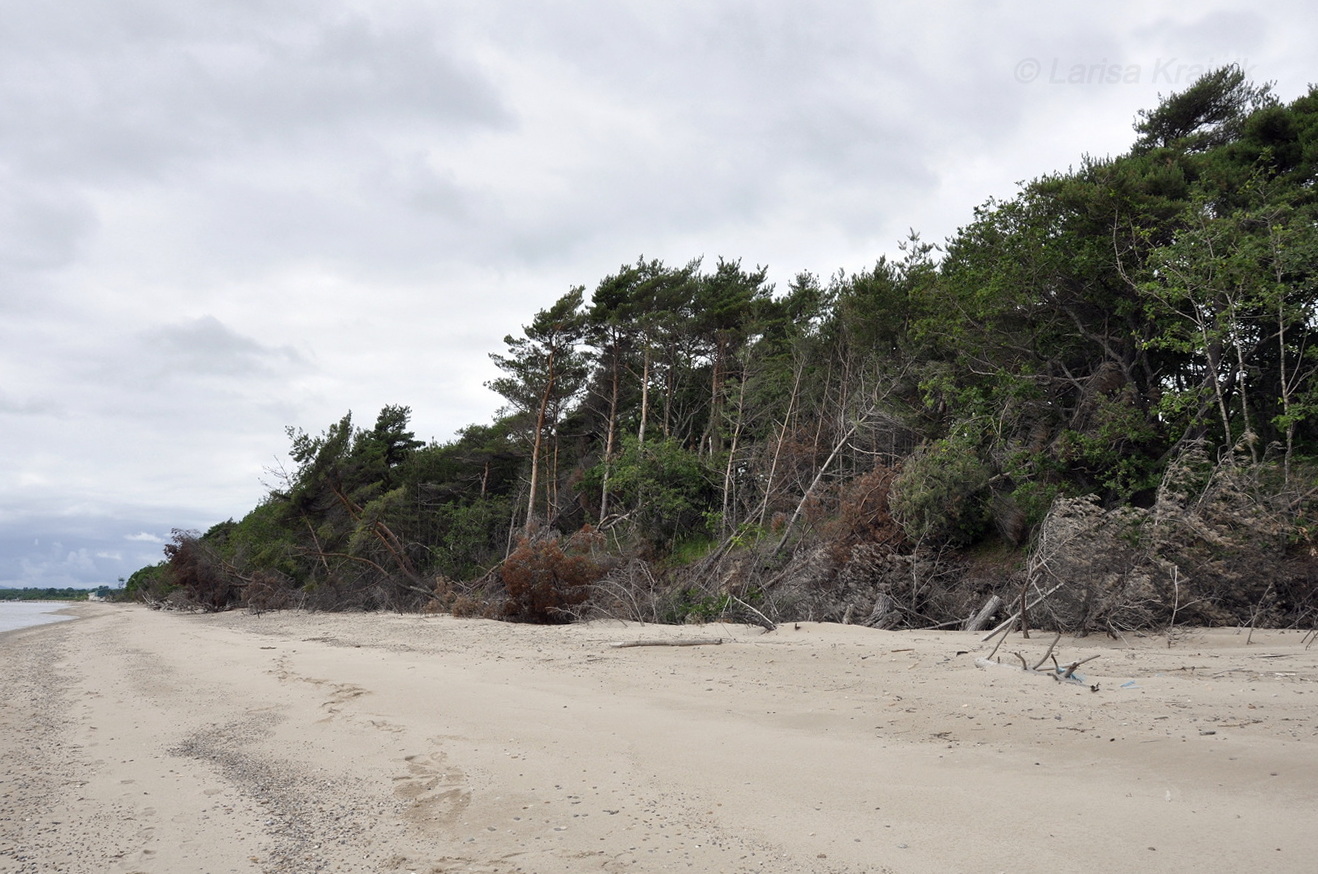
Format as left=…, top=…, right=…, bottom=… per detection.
left=2, top=603, right=1316, bottom=874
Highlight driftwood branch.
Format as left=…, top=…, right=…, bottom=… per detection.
left=1031, top=632, right=1062, bottom=671
left=610, top=638, right=724, bottom=649
left=975, top=650, right=1101, bottom=687
left=729, top=594, right=776, bottom=632
left=1060, top=654, right=1101, bottom=679
left=980, top=582, right=1065, bottom=642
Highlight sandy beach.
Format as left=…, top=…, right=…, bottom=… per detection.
left=2, top=604, right=1316, bottom=873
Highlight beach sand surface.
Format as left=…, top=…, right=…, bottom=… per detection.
left=2, top=603, right=1316, bottom=873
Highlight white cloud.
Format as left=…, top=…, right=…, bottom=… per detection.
left=125, top=532, right=168, bottom=543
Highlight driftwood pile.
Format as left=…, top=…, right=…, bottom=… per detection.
left=976, top=628, right=1101, bottom=688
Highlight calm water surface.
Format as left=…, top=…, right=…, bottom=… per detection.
left=0, top=601, right=78, bottom=634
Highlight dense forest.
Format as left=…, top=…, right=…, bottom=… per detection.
left=130, top=68, right=1318, bottom=634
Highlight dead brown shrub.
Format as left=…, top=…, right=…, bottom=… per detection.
left=451, top=594, right=498, bottom=619
left=499, top=527, right=610, bottom=623
left=820, top=464, right=907, bottom=560
left=242, top=572, right=293, bottom=614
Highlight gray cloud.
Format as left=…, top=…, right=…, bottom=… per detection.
left=137, top=315, right=307, bottom=379
left=0, top=172, right=98, bottom=273
left=0, top=1, right=511, bottom=183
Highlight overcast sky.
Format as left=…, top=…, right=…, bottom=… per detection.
left=2, top=1, right=1314, bottom=589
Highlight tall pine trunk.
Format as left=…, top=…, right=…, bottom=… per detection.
left=525, top=351, right=557, bottom=534
left=600, top=344, right=621, bottom=523
left=638, top=344, right=651, bottom=445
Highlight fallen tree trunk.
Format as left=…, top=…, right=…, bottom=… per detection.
left=610, top=638, right=724, bottom=649
left=864, top=593, right=897, bottom=630
left=963, top=595, right=1003, bottom=632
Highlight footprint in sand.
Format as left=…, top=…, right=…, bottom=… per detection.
left=393, top=751, right=471, bottom=826
left=322, top=682, right=368, bottom=710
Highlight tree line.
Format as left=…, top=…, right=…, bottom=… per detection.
left=0, top=587, right=104, bottom=601
left=130, top=68, right=1318, bottom=632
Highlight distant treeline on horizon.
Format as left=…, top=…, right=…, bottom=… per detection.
left=0, top=587, right=114, bottom=602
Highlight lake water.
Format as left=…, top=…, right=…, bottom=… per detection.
left=0, top=601, right=78, bottom=634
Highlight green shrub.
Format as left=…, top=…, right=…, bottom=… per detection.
left=599, top=436, right=717, bottom=547
left=889, top=436, right=991, bottom=546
